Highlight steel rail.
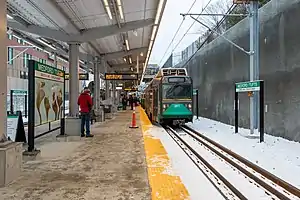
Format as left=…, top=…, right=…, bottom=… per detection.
left=182, top=125, right=300, bottom=199
left=165, top=125, right=247, bottom=200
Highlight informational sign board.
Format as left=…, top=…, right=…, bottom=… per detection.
left=65, top=73, right=89, bottom=80
left=7, top=115, right=18, bottom=141
left=235, top=81, right=260, bottom=92
left=6, top=112, right=26, bottom=143
left=32, top=61, right=65, bottom=126
left=104, top=73, right=138, bottom=80
left=124, top=88, right=137, bottom=91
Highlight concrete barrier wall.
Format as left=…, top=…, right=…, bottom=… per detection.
left=187, top=0, right=300, bottom=141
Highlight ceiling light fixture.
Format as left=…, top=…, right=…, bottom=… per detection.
left=6, top=14, right=13, bottom=19
left=129, top=57, right=132, bottom=64
left=103, top=0, right=113, bottom=20
left=123, top=57, right=127, bottom=62
left=116, top=0, right=124, bottom=19
left=140, top=52, right=143, bottom=57
left=37, top=38, right=56, bottom=50
left=125, top=39, right=130, bottom=51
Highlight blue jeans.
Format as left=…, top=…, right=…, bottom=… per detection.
left=81, top=112, right=91, bottom=135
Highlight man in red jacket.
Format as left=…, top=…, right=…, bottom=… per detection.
left=77, top=87, right=94, bottom=137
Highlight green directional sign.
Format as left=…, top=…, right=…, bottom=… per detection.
left=235, top=81, right=260, bottom=92
left=193, top=89, right=198, bottom=95
left=11, top=90, right=27, bottom=95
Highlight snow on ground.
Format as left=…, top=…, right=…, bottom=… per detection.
left=187, top=116, right=300, bottom=189
left=147, top=125, right=225, bottom=200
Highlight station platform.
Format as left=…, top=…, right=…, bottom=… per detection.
left=0, top=107, right=190, bottom=200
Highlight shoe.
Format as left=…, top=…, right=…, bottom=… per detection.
left=86, top=134, right=94, bottom=137
left=81, top=134, right=85, bottom=137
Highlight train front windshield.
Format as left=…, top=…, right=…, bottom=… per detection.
left=162, top=84, right=192, bottom=99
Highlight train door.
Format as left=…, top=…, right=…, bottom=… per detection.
left=157, top=84, right=161, bottom=120
left=153, top=89, right=158, bottom=122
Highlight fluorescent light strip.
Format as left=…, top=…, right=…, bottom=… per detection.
left=37, top=38, right=56, bottom=50
left=151, top=25, right=158, bottom=41
left=118, top=5, right=124, bottom=19
left=125, top=39, right=130, bottom=50
left=149, top=41, right=153, bottom=50
left=7, top=14, right=13, bottom=19
left=117, top=0, right=122, bottom=6
left=155, top=0, right=165, bottom=24
left=103, top=0, right=109, bottom=6
left=103, top=0, right=112, bottom=19
left=129, top=57, right=132, bottom=63
left=106, top=6, right=113, bottom=19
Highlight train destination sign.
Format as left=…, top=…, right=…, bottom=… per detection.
left=235, top=80, right=260, bottom=92
left=65, top=73, right=89, bottom=80
left=104, top=73, right=138, bottom=80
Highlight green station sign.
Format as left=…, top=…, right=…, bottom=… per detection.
left=35, top=62, right=64, bottom=77
left=193, top=89, right=198, bottom=95
left=11, top=90, right=27, bottom=95
left=235, top=81, right=260, bottom=92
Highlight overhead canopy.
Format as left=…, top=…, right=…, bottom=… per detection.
left=7, top=0, right=167, bottom=82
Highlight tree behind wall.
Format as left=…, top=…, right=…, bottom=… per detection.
left=226, top=0, right=271, bottom=29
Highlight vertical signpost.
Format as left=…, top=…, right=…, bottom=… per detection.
left=27, top=60, right=65, bottom=152
left=193, top=89, right=199, bottom=119
left=235, top=80, right=264, bottom=142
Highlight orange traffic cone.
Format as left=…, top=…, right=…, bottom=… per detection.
left=129, top=108, right=138, bottom=129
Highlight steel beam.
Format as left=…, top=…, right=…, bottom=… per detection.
left=8, top=19, right=154, bottom=43
left=111, top=59, right=146, bottom=68
left=74, top=19, right=154, bottom=42
left=7, top=20, right=69, bottom=41
left=104, top=47, right=147, bottom=61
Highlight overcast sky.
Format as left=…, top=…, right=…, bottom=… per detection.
left=149, top=0, right=225, bottom=66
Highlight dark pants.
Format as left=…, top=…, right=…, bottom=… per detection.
left=130, top=103, right=133, bottom=110
left=81, top=112, right=91, bottom=135
left=123, top=103, right=127, bottom=110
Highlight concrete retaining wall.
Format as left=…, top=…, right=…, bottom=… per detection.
left=187, top=0, right=300, bottom=141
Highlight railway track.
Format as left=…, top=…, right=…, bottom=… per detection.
left=164, top=125, right=300, bottom=200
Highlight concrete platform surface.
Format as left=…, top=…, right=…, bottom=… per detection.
left=0, top=109, right=150, bottom=200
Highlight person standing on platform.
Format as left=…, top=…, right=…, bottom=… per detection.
left=77, top=87, right=94, bottom=137
left=121, top=94, right=127, bottom=110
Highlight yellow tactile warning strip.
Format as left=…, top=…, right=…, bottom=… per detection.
left=139, top=107, right=190, bottom=200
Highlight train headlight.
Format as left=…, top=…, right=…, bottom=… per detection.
left=188, top=104, right=192, bottom=108
left=163, top=104, right=167, bottom=109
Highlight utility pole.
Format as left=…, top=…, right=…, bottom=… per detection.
left=249, top=0, right=260, bottom=133
left=181, top=0, right=261, bottom=135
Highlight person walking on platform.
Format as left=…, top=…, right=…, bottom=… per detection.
left=129, top=94, right=133, bottom=110
left=77, top=87, right=94, bottom=138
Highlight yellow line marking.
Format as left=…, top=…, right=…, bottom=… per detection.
left=139, top=106, right=190, bottom=200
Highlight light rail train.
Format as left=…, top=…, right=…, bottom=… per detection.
left=142, top=68, right=193, bottom=125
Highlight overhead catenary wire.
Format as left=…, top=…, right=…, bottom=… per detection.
left=158, top=0, right=198, bottom=66
left=180, top=3, right=237, bottom=68
left=169, top=0, right=214, bottom=57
